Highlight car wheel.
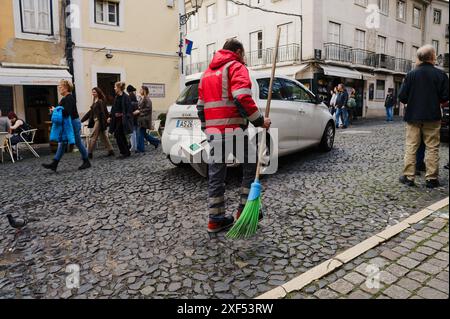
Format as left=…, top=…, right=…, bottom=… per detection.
left=319, top=122, right=335, bottom=152
left=168, top=156, right=187, bottom=167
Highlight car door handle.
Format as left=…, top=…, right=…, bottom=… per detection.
left=299, top=109, right=306, bottom=114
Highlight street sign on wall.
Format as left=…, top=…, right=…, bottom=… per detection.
left=143, top=83, right=165, bottom=98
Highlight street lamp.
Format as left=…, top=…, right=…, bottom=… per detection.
left=179, top=0, right=203, bottom=26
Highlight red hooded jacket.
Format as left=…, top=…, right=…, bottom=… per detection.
left=197, top=50, right=264, bottom=134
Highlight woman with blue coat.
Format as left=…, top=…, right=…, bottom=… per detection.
left=43, top=80, right=91, bottom=172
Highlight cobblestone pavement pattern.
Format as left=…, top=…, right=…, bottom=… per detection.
left=287, top=206, right=449, bottom=299
left=0, top=120, right=448, bottom=298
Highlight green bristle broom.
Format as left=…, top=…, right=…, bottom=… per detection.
left=227, top=28, right=281, bottom=239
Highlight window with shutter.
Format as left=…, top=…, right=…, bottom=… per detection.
left=20, top=0, right=52, bottom=35
left=37, top=0, right=51, bottom=34
left=94, top=0, right=120, bottom=26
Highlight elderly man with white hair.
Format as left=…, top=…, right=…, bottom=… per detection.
left=398, top=44, right=449, bottom=189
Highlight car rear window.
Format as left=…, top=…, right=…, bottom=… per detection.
left=176, top=81, right=199, bottom=105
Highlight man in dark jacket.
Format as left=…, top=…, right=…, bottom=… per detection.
left=385, top=88, right=396, bottom=122
left=335, top=84, right=349, bottom=129
left=398, top=44, right=449, bottom=188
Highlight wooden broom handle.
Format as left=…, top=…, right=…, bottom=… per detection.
left=255, top=27, right=281, bottom=181
left=264, top=27, right=282, bottom=118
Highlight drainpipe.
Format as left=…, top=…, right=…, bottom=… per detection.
left=64, top=0, right=75, bottom=97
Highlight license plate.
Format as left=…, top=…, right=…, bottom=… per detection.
left=176, top=120, right=193, bottom=128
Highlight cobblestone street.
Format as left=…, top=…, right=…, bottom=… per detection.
left=0, top=119, right=449, bottom=299
left=286, top=206, right=449, bottom=299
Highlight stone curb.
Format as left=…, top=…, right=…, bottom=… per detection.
left=255, top=197, right=449, bottom=299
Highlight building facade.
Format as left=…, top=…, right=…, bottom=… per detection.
left=184, top=0, right=449, bottom=118
left=0, top=0, right=72, bottom=143
left=70, top=0, right=181, bottom=116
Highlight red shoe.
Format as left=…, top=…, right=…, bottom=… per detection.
left=208, top=216, right=235, bottom=233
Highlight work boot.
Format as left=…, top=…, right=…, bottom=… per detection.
left=399, top=176, right=416, bottom=187
left=426, top=179, right=441, bottom=189
left=106, top=150, right=115, bottom=157
left=208, top=215, right=234, bottom=234
left=78, top=159, right=91, bottom=170
left=88, top=153, right=93, bottom=160
left=42, top=159, right=59, bottom=172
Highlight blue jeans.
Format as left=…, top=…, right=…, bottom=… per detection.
left=137, top=127, right=160, bottom=152
left=130, top=126, right=138, bottom=152
left=386, top=107, right=394, bottom=121
left=55, top=118, right=89, bottom=161
left=335, top=108, right=348, bottom=128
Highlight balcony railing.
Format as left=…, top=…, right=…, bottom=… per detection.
left=324, top=43, right=352, bottom=63
left=374, top=54, right=396, bottom=70
left=247, top=44, right=300, bottom=67
left=394, top=58, right=413, bottom=73
left=185, top=61, right=207, bottom=75
left=247, top=49, right=271, bottom=67
left=351, top=49, right=376, bottom=67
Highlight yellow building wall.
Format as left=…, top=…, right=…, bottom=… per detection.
left=0, top=0, right=66, bottom=65
left=80, top=0, right=179, bottom=53
left=78, top=49, right=179, bottom=113
left=75, top=0, right=180, bottom=114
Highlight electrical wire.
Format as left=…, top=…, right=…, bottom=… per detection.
left=228, top=0, right=302, bottom=18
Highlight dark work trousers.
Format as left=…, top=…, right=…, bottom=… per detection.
left=114, top=120, right=130, bottom=156
left=208, top=133, right=257, bottom=221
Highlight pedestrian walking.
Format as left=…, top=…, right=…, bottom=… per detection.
left=347, top=89, right=357, bottom=126
left=197, top=39, right=271, bottom=234
left=127, top=85, right=139, bottom=153
left=81, top=87, right=114, bottom=159
left=385, top=88, right=396, bottom=122
left=398, top=44, right=449, bottom=188
left=109, top=82, right=133, bottom=159
left=43, top=80, right=91, bottom=172
left=335, top=84, right=349, bottom=129
left=135, top=86, right=160, bottom=153
left=329, top=87, right=338, bottom=115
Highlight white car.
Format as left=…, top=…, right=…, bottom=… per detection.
left=162, top=71, right=335, bottom=175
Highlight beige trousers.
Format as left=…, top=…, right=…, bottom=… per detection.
left=403, top=121, right=441, bottom=181
left=88, top=119, right=113, bottom=154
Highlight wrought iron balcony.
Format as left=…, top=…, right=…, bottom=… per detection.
left=247, top=44, right=300, bottom=67
left=351, top=49, right=376, bottom=67
left=394, top=58, right=413, bottom=73
left=324, top=43, right=352, bottom=63
left=185, top=61, right=207, bottom=75
left=374, top=54, right=396, bottom=70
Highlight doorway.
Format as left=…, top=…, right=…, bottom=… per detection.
left=23, top=86, right=58, bottom=143
left=97, top=73, right=121, bottom=108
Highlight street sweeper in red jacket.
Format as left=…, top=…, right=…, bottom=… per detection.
left=197, top=39, right=271, bottom=234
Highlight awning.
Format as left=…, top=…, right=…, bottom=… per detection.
left=277, top=64, right=310, bottom=77
left=319, top=64, right=362, bottom=80
left=0, top=66, right=72, bottom=85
